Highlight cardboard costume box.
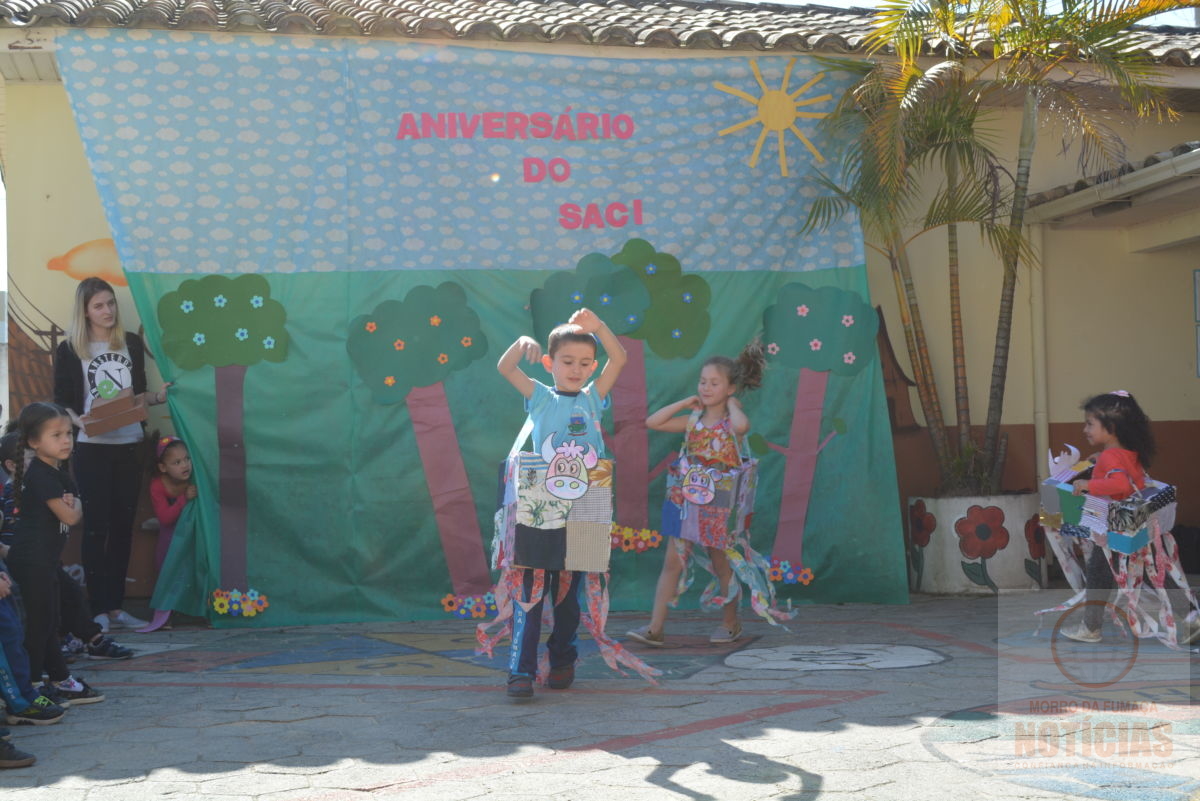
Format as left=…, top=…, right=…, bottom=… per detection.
left=79, top=388, right=147, bottom=437
left=1040, top=460, right=1175, bottom=555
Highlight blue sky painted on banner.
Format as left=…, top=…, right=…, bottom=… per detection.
left=58, top=30, right=863, bottom=275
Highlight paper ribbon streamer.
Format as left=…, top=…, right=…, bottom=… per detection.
left=1035, top=510, right=1200, bottom=649
left=476, top=567, right=660, bottom=685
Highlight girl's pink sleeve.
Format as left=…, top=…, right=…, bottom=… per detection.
left=150, top=478, right=186, bottom=527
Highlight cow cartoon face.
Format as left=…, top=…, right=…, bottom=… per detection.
left=540, top=435, right=598, bottom=501
left=682, top=464, right=716, bottom=505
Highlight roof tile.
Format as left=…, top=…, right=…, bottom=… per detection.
left=1, top=0, right=1198, bottom=63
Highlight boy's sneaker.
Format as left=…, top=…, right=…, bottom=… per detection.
left=0, top=739, right=35, bottom=768
left=92, top=613, right=111, bottom=634
left=547, top=664, right=575, bottom=690
left=709, top=623, right=743, bottom=644
left=61, top=634, right=86, bottom=664
left=36, top=685, right=71, bottom=709
left=108, top=610, right=148, bottom=629
left=51, top=677, right=105, bottom=706
left=506, top=674, right=533, bottom=700
left=1061, top=624, right=1102, bottom=643
left=86, top=636, right=133, bottom=660
left=5, top=696, right=66, bottom=726
left=625, top=625, right=666, bottom=647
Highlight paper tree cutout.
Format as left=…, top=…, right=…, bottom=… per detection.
left=761, top=283, right=877, bottom=571
left=530, top=238, right=711, bottom=533
left=530, top=252, right=649, bottom=345
left=346, top=282, right=492, bottom=596
left=157, top=274, right=289, bottom=594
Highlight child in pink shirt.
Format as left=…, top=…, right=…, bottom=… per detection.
left=139, top=437, right=195, bottom=633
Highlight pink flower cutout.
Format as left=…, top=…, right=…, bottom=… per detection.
left=809, top=338, right=822, bottom=351
left=796, top=305, right=809, bottom=317
left=766, top=342, right=780, bottom=355
left=556, top=441, right=585, bottom=459
left=843, top=352, right=856, bottom=364
left=842, top=314, right=855, bottom=327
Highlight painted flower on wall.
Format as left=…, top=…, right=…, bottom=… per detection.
left=954, top=505, right=1009, bottom=560
left=951, top=505, right=1010, bottom=594
left=909, top=500, right=936, bottom=548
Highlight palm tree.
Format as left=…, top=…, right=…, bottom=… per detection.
left=805, top=50, right=1020, bottom=490
left=811, top=0, right=1189, bottom=493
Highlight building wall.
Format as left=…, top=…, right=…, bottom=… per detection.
left=868, top=107, right=1200, bottom=524
left=6, top=81, right=170, bottom=594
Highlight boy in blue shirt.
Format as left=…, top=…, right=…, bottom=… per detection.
left=496, top=308, right=626, bottom=699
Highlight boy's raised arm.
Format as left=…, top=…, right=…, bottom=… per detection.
left=498, top=336, right=540, bottom=399
left=569, top=308, right=626, bottom=399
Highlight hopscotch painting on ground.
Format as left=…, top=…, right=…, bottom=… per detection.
left=56, top=29, right=906, bottom=624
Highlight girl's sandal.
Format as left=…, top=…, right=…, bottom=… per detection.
left=709, top=623, right=742, bottom=644
left=625, top=625, right=667, bottom=647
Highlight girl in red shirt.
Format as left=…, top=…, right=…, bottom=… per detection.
left=138, top=437, right=196, bottom=633
left=1064, top=391, right=1155, bottom=642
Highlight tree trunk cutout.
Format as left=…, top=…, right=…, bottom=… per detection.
left=407, top=382, right=492, bottom=597
left=611, top=336, right=649, bottom=530
left=216, top=363, right=248, bottom=590
left=770, top=368, right=830, bottom=568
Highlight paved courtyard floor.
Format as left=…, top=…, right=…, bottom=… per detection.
left=1, top=592, right=1196, bottom=800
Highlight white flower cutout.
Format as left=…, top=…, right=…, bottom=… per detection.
left=841, top=315, right=855, bottom=327
left=796, top=305, right=809, bottom=317
left=767, top=342, right=780, bottom=355
left=809, top=338, right=822, bottom=351
left=843, top=352, right=856, bottom=365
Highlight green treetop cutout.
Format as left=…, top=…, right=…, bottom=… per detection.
left=347, top=282, right=488, bottom=404
left=157, top=274, right=289, bottom=369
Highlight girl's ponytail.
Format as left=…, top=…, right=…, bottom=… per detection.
left=733, top=339, right=767, bottom=392
left=11, top=444, right=26, bottom=510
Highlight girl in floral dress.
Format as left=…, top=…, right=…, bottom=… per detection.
left=628, top=342, right=791, bottom=646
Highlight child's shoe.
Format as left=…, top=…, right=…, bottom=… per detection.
left=5, top=695, right=66, bottom=726
left=61, top=634, right=86, bottom=664
left=547, top=664, right=575, bottom=690
left=0, top=739, right=35, bottom=768
left=92, top=613, right=111, bottom=634
left=625, top=625, right=666, bottom=647
left=506, top=674, right=533, bottom=699
left=709, top=623, right=743, bottom=644
left=108, top=610, right=148, bottom=629
left=1062, top=624, right=1102, bottom=643
left=49, top=677, right=105, bottom=705
left=86, top=636, right=133, bottom=660
left=36, top=685, right=70, bottom=709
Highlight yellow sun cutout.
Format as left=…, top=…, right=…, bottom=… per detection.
left=714, top=59, right=832, bottom=177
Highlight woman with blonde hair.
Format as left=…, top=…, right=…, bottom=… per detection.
left=53, top=277, right=170, bottom=633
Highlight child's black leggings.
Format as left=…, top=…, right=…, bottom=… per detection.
left=1084, top=546, right=1115, bottom=631
left=6, top=558, right=69, bottom=684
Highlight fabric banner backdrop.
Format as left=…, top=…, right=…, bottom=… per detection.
left=57, top=29, right=906, bottom=625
